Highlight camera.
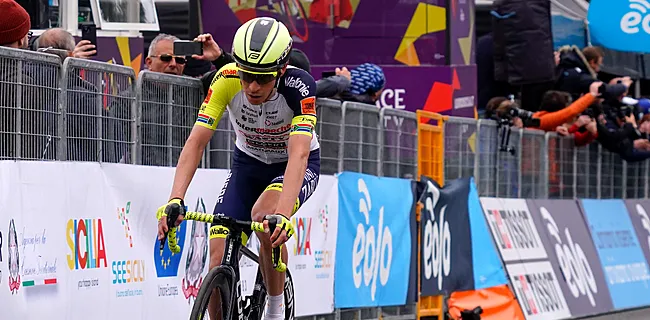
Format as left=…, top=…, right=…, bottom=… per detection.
left=507, top=106, right=541, bottom=127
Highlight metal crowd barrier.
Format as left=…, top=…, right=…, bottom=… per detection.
left=443, top=116, right=650, bottom=199
left=0, top=46, right=61, bottom=161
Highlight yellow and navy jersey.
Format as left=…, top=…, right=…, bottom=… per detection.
left=196, top=62, right=320, bottom=164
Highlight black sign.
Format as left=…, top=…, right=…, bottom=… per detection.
left=418, top=176, right=473, bottom=296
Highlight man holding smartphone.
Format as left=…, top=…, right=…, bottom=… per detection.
left=146, top=33, right=187, bottom=76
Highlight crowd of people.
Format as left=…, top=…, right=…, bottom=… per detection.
left=0, top=0, right=387, bottom=162
left=479, top=41, right=650, bottom=162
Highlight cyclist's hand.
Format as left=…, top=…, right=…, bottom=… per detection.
left=156, top=198, right=186, bottom=240
left=264, top=214, right=295, bottom=248
left=192, top=33, right=222, bottom=62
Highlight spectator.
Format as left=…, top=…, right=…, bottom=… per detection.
left=556, top=114, right=599, bottom=147
left=146, top=33, right=186, bottom=76
left=192, top=33, right=313, bottom=96
left=0, top=0, right=30, bottom=49
left=0, top=0, right=40, bottom=159
left=555, top=45, right=630, bottom=101
left=530, top=82, right=603, bottom=131
left=317, top=63, right=386, bottom=104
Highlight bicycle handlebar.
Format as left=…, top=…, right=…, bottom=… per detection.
left=159, top=205, right=287, bottom=272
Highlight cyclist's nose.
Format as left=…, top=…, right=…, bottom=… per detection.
left=248, top=80, right=262, bottom=91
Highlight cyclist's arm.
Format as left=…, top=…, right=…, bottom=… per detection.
left=169, top=63, right=240, bottom=200
left=276, top=69, right=318, bottom=217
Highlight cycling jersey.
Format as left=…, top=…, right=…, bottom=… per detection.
left=196, top=62, right=320, bottom=164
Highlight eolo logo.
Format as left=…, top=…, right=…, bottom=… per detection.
left=422, top=180, right=451, bottom=291
left=66, top=219, right=108, bottom=270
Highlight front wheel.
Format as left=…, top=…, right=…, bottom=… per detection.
left=190, top=266, right=235, bottom=320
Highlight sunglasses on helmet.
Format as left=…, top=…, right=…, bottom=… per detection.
left=153, top=54, right=187, bottom=65
left=238, top=70, right=278, bottom=85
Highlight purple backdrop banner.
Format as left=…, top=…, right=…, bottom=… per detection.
left=311, top=65, right=475, bottom=118
left=527, top=199, right=614, bottom=318
left=624, top=200, right=650, bottom=270
left=200, top=0, right=449, bottom=66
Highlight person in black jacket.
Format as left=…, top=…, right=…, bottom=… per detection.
left=555, top=45, right=631, bottom=101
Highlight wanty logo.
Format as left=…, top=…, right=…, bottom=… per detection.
left=621, top=0, right=650, bottom=34
left=153, top=214, right=187, bottom=278
left=117, top=201, right=133, bottom=247
left=352, top=178, right=392, bottom=301
left=541, top=207, right=598, bottom=306
left=422, top=180, right=451, bottom=291
left=292, top=217, right=311, bottom=256
left=66, top=219, right=108, bottom=270
left=8, top=219, right=20, bottom=294
left=183, top=198, right=208, bottom=302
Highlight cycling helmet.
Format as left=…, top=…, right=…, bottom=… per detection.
left=232, top=17, right=293, bottom=73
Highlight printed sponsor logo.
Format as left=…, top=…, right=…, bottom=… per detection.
left=112, top=260, right=145, bottom=284
left=453, top=96, right=475, bottom=109
left=284, top=76, right=311, bottom=97
left=235, top=118, right=291, bottom=135
left=635, top=204, right=650, bottom=252
left=265, top=118, right=285, bottom=126
left=352, top=178, right=392, bottom=301
left=292, top=217, right=312, bottom=271
left=8, top=219, right=19, bottom=294
left=248, top=146, right=287, bottom=154
left=66, top=219, right=108, bottom=271
left=217, top=171, right=232, bottom=204
left=183, top=198, right=209, bottom=303
left=237, top=130, right=288, bottom=141
left=20, top=226, right=57, bottom=288
left=153, top=220, right=187, bottom=278
left=481, top=199, right=547, bottom=261
left=245, top=139, right=286, bottom=150
left=158, top=284, right=179, bottom=297
left=203, top=88, right=213, bottom=104
left=541, top=207, right=599, bottom=306
left=241, top=114, right=256, bottom=124
left=117, top=202, right=133, bottom=248
left=507, top=262, right=571, bottom=319
left=300, top=97, right=316, bottom=115
left=422, top=180, right=451, bottom=291
left=621, top=0, right=650, bottom=34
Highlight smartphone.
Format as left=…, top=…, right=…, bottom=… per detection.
left=173, top=40, right=203, bottom=56
left=80, top=23, right=97, bottom=57
left=321, top=71, right=336, bottom=78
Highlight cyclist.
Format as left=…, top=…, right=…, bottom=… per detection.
left=156, top=17, right=320, bottom=320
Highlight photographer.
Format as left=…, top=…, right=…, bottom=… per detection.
left=529, top=82, right=602, bottom=131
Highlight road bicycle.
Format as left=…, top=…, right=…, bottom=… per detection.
left=161, top=204, right=295, bottom=320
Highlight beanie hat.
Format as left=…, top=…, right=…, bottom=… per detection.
left=0, top=0, right=30, bottom=45
left=288, top=48, right=311, bottom=73
left=350, top=63, right=386, bottom=95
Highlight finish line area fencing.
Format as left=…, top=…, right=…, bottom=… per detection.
left=3, top=46, right=650, bottom=320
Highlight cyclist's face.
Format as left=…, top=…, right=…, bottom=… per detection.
left=240, top=69, right=284, bottom=105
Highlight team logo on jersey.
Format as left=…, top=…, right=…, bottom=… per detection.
left=203, top=89, right=213, bottom=104
left=300, top=97, right=316, bottom=115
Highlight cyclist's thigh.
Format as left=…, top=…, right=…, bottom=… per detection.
left=212, top=149, right=271, bottom=233
left=254, top=149, right=321, bottom=217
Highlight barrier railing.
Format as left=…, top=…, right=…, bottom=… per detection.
left=3, top=47, right=650, bottom=320
left=0, top=47, right=61, bottom=161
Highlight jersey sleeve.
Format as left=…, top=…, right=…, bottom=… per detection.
left=195, top=63, right=241, bottom=130
left=280, top=67, right=318, bottom=137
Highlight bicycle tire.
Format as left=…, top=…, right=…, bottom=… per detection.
left=190, top=267, right=234, bottom=320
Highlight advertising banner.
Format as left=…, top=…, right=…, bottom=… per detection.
left=0, top=161, right=339, bottom=319
left=506, top=262, right=571, bottom=320
left=419, top=176, right=473, bottom=296
left=588, top=0, right=650, bottom=54
left=334, top=172, right=413, bottom=308
left=479, top=198, right=572, bottom=320
left=418, top=177, right=506, bottom=296
left=479, top=198, right=547, bottom=263
left=580, top=199, right=650, bottom=310
left=624, top=200, right=650, bottom=270
left=527, top=200, right=614, bottom=317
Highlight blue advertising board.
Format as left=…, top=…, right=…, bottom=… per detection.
left=580, top=199, right=650, bottom=310
left=334, top=172, right=413, bottom=308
